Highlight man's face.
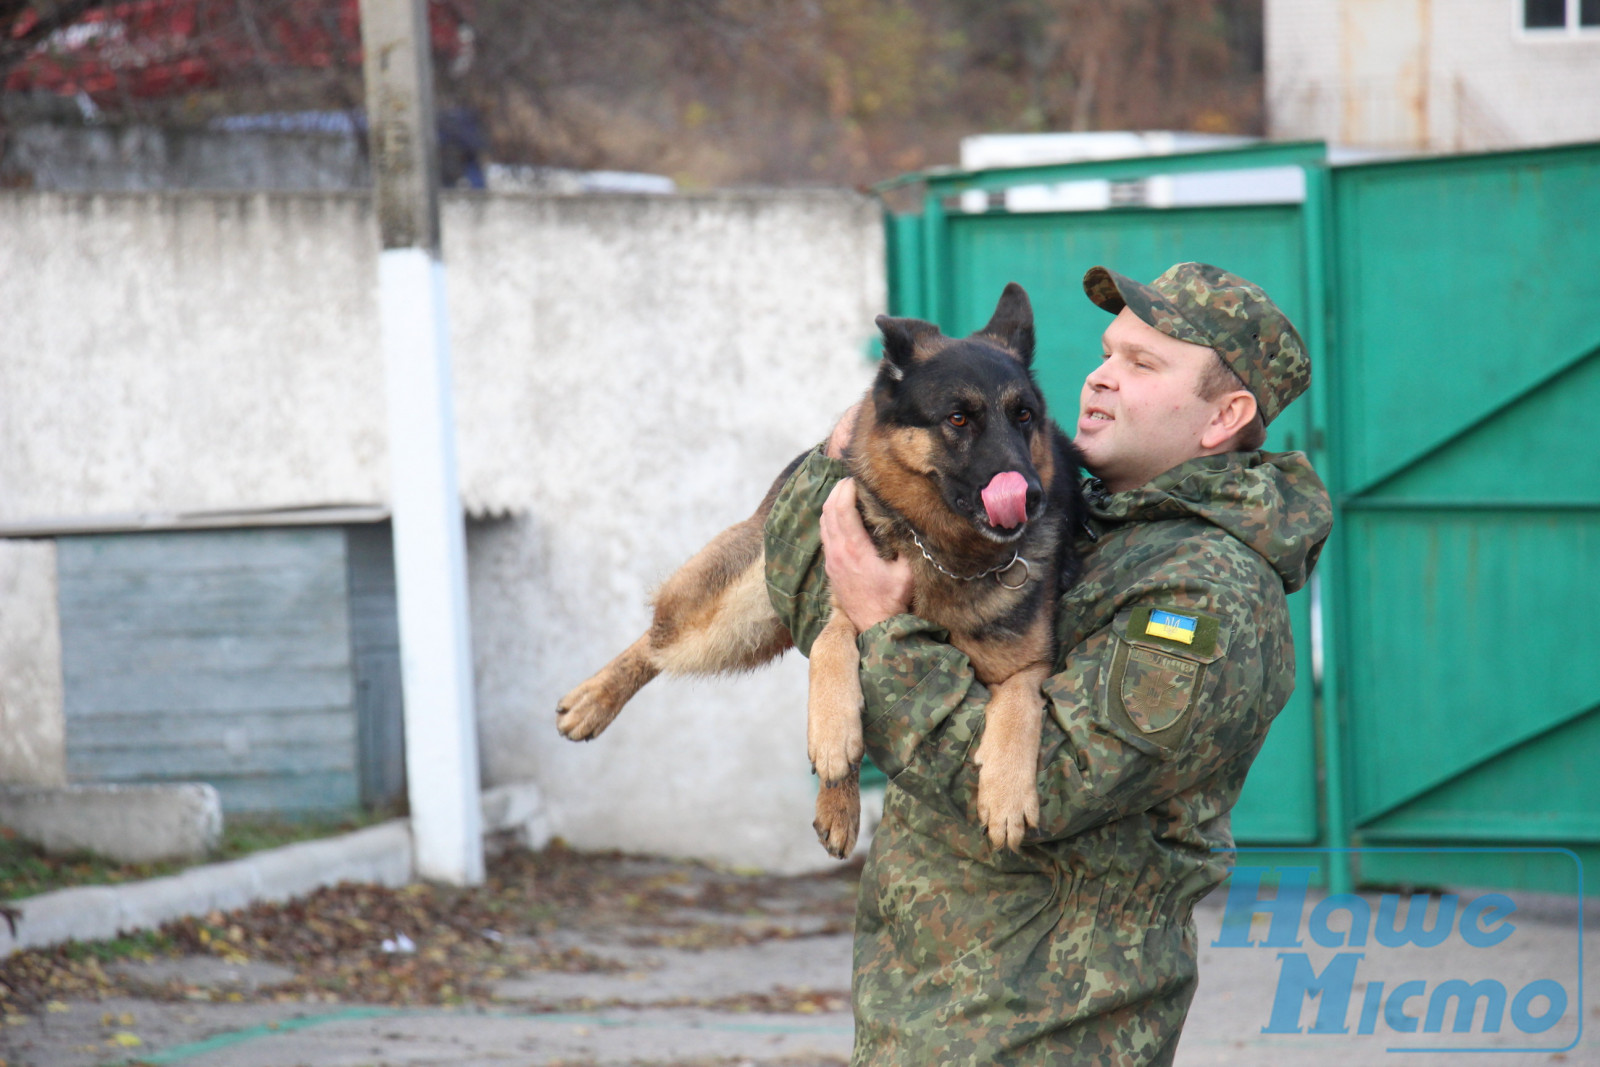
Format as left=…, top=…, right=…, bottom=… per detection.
left=1075, top=308, right=1225, bottom=493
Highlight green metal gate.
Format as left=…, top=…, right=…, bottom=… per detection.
left=880, top=139, right=1600, bottom=894
left=1322, top=144, right=1600, bottom=893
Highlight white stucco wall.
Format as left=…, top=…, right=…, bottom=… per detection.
left=445, top=194, right=882, bottom=872
left=0, top=192, right=387, bottom=519
left=0, top=189, right=883, bottom=871
left=1267, top=0, right=1600, bottom=151
left=0, top=541, right=65, bottom=786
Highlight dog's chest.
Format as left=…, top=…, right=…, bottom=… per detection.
left=877, top=529, right=1045, bottom=638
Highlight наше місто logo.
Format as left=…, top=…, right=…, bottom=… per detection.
left=1209, top=850, right=1582, bottom=1054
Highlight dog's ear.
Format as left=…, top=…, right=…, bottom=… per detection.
left=875, top=314, right=941, bottom=382
left=976, top=282, right=1035, bottom=367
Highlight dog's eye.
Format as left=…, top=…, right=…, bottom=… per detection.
left=1016, top=408, right=1033, bottom=424
left=948, top=412, right=968, bottom=428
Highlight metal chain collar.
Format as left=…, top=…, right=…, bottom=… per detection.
left=908, top=529, right=1033, bottom=590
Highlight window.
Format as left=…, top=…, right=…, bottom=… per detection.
left=1522, top=0, right=1600, bottom=31
left=1525, top=0, right=1565, bottom=25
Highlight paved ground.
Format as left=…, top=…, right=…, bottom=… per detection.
left=1182, top=885, right=1598, bottom=1066
left=2, top=849, right=1597, bottom=1066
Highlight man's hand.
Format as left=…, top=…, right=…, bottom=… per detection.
left=825, top=402, right=861, bottom=460
left=821, top=478, right=913, bottom=631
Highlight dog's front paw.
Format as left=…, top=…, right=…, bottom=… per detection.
left=555, top=674, right=625, bottom=741
left=813, top=774, right=861, bottom=859
left=808, top=690, right=865, bottom=786
left=807, top=620, right=866, bottom=784
left=975, top=765, right=1040, bottom=852
left=809, top=715, right=864, bottom=787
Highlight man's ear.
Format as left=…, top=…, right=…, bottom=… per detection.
left=976, top=282, right=1035, bottom=367
left=1200, top=390, right=1259, bottom=451
left=876, top=315, right=941, bottom=381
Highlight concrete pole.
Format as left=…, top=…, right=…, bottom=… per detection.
left=358, top=0, right=484, bottom=885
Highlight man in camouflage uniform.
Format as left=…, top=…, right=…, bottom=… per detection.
left=763, top=263, right=1334, bottom=1065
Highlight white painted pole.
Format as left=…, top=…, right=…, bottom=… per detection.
left=378, top=249, right=484, bottom=885
left=360, top=0, right=484, bottom=885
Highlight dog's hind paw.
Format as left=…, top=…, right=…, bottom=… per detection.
left=813, top=773, right=861, bottom=860
left=808, top=712, right=864, bottom=787
left=555, top=676, right=625, bottom=741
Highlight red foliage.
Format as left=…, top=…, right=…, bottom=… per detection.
left=5, top=0, right=468, bottom=100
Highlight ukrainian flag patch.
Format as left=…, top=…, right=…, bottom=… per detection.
left=1146, top=609, right=1198, bottom=645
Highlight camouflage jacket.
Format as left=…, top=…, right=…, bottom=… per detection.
left=764, top=445, right=1332, bottom=1066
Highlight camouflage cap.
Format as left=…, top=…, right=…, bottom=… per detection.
left=1082, top=262, right=1310, bottom=425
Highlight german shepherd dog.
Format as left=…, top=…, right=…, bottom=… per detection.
left=556, top=283, right=1086, bottom=857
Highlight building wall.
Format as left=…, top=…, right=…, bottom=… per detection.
left=0, top=192, right=386, bottom=520
left=443, top=193, right=882, bottom=871
left=2, top=123, right=369, bottom=193
left=1267, top=0, right=1600, bottom=151
left=0, top=540, right=65, bottom=786
left=0, top=188, right=882, bottom=871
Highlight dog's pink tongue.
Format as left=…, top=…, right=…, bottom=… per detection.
left=982, top=471, right=1030, bottom=528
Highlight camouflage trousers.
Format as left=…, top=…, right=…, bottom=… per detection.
left=848, top=788, right=1200, bottom=1067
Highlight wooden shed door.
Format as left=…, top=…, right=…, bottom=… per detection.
left=58, top=526, right=369, bottom=815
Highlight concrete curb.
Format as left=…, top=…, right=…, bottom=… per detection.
left=1, top=819, right=413, bottom=955
left=0, top=782, right=555, bottom=956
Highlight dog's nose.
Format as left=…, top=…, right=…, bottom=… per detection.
left=1026, top=484, right=1042, bottom=513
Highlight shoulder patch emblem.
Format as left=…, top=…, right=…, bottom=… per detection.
left=1120, top=646, right=1200, bottom=733
left=1145, top=609, right=1197, bottom=645
left=1099, top=604, right=1226, bottom=757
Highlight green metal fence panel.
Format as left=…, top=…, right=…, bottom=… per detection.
left=885, top=211, right=926, bottom=321
left=1326, top=143, right=1600, bottom=892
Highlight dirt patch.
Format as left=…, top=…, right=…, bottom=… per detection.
left=0, top=843, right=860, bottom=1017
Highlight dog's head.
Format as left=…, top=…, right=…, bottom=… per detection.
left=868, top=283, right=1057, bottom=545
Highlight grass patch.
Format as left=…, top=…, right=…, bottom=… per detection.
left=57, top=927, right=175, bottom=963
left=0, top=811, right=391, bottom=902
left=213, top=811, right=391, bottom=859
